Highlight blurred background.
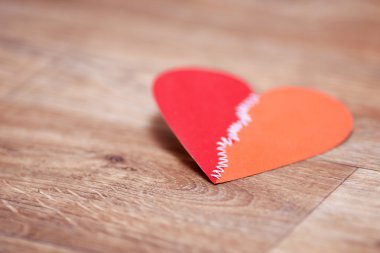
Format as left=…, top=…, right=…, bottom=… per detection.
left=2, top=0, right=379, bottom=122
left=3, top=1, right=380, bottom=87
left=1, top=0, right=380, bottom=252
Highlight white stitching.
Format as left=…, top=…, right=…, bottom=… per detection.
left=211, top=93, right=259, bottom=180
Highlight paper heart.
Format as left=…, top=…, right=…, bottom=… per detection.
left=153, top=68, right=353, bottom=183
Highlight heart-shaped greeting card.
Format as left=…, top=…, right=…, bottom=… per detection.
left=153, top=68, right=353, bottom=184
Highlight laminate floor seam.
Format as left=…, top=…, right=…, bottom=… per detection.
left=321, top=159, right=379, bottom=173
left=266, top=165, right=358, bottom=253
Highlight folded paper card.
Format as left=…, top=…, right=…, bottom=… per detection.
left=153, top=68, right=353, bottom=184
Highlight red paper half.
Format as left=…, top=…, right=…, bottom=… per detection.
left=153, top=68, right=252, bottom=183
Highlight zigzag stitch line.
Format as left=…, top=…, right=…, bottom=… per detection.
left=211, top=93, right=259, bottom=180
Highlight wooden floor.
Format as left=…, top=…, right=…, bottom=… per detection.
left=0, top=0, right=379, bottom=252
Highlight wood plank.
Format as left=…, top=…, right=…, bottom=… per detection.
left=0, top=53, right=356, bottom=252
left=271, top=169, right=380, bottom=253
left=0, top=152, right=356, bottom=252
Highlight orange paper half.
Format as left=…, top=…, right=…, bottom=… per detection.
left=218, top=86, right=353, bottom=183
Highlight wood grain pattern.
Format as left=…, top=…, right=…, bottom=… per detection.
left=0, top=0, right=379, bottom=252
